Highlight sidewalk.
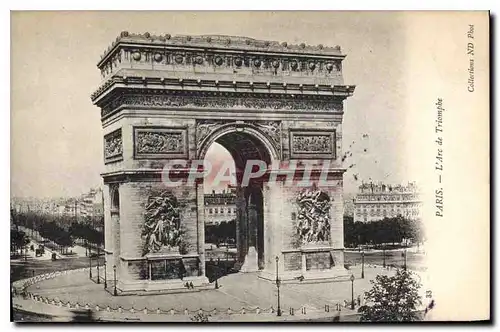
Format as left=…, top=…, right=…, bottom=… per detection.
left=13, top=294, right=358, bottom=322
left=19, top=265, right=400, bottom=322
left=14, top=261, right=430, bottom=322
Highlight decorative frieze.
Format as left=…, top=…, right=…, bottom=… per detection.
left=133, top=127, right=188, bottom=159
left=103, top=128, right=123, bottom=164
left=289, top=129, right=336, bottom=159
left=101, top=92, right=343, bottom=118
left=295, top=189, right=331, bottom=245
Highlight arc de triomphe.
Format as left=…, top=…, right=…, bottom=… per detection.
left=91, top=32, right=355, bottom=292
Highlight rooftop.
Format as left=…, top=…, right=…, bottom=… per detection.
left=98, top=32, right=344, bottom=68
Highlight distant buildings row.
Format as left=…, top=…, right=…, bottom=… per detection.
left=11, top=188, right=104, bottom=222
left=204, top=186, right=237, bottom=226
left=353, top=181, right=422, bottom=223
left=11, top=182, right=421, bottom=226
left=11, top=186, right=235, bottom=226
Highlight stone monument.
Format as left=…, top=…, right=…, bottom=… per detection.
left=91, top=32, right=355, bottom=292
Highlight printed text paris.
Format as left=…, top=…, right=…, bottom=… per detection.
left=435, top=98, right=445, bottom=217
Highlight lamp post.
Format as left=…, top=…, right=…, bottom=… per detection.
left=215, top=259, right=219, bottom=289
left=103, top=259, right=107, bottom=288
left=383, top=246, right=386, bottom=268
left=113, top=265, right=117, bottom=296
left=361, top=251, right=365, bottom=279
left=350, top=274, right=355, bottom=310
left=89, top=250, right=92, bottom=279
left=403, top=248, right=407, bottom=271
left=275, top=256, right=282, bottom=317
left=96, top=246, right=100, bottom=284
left=226, top=245, right=229, bottom=273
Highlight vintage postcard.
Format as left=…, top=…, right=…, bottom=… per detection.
left=10, top=11, right=490, bottom=322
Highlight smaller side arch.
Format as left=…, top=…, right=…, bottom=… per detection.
left=110, top=185, right=120, bottom=215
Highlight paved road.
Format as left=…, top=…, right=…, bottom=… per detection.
left=26, top=265, right=397, bottom=313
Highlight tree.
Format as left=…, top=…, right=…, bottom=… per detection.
left=358, top=269, right=422, bottom=322
left=343, top=215, right=356, bottom=247
left=190, top=313, right=210, bottom=322
left=11, top=229, right=30, bottom=255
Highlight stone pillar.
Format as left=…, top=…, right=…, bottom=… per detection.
left=330, top=189, right=345, bottom=268
left=235, top=187, right=247, bottom=264
left=259, top=180, right=284, bottom=279
left=241, top=192, right=259, bottom=272
left=196, top=182, right=206, bottom=276
left=110, top=209, right=120, bottom=280
left=103, top=185, right=114, bottom=283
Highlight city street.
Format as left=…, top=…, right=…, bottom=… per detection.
left=24, top=265, right=395, bottom=312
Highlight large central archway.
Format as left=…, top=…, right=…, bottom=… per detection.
left=200, top=125, right=276, bottom=272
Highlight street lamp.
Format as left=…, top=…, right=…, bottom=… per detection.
left=361, top=251, right=365, bottom=279
left=113, top=265, right=117, bottom=296
left=215, top=259, right=219, bottom=289
left=350, top=274, right=355, bottom=310
left=383, top=246, right=386, bottom=268
left=96, top=247, right=100, bottom=284
left=275, top=256, right=282, bottom=317
left=89, top=252, right=92, bottom=279
left=103, top=259, right=107, bottom=288
left=403, top=248, right=407, bottom=271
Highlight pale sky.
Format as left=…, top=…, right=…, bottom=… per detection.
left=11, top=11, right=411, bottom=198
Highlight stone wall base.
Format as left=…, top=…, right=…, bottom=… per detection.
left=116, top=276, right=210, bottom=294
left=258, top=267, right=350, bottom=284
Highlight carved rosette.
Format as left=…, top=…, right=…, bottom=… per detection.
left=134, top=127, right=188, bottom=159
left=103, top=129, right=123, bottom=164
left=295, top=189, right=331, bottom=245
left=142, top=191, right=182, bottom=256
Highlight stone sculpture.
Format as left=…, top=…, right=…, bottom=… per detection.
left=142, top=191, right=182, bottom=255
left=296, top=189, right=331, bottom=244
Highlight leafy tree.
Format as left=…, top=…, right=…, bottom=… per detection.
left=190, top=313, right=210, bottom=322
left=344, top=216, right=423, bottom=248
left=358, top=269, right=422, bottom=322
left=343, top=215, right=356, bottom=247
left=205, top=219, right=236, bottom=246
left=11, top=229, right=30, bottom=254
